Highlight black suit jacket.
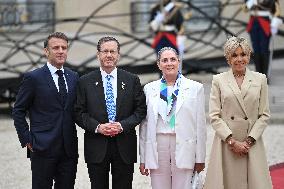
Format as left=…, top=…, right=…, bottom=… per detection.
left=74, top=68, right=146, bottom=164
left=12, top=64, right=79, bottom=158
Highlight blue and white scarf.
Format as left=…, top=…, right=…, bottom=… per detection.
left=158, top=73, right=181, bottom=129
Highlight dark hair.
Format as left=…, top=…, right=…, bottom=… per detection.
left=97, top=36, right=120, bottom=53
left=44, top=32, right=69, bottom=48
left=157, top=47, right=179, bottom=62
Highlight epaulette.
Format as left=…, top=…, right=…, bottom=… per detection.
left=174, top=2, right=184, bottom=9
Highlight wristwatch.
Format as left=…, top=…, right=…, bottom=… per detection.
left=226, top=136, right=235, bottom=147
left=245, top=137, right=256, bottom=146
left=228, top=139, right=233, bottom=145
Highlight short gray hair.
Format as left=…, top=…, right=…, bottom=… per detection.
left=157, top=47, right=179, bottom=62
left=224, top=36, right=252, bottom=61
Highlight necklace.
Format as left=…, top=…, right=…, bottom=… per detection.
left=233, top=73, right=245, bottom=78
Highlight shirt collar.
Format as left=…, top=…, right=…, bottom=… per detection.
left=100, top=67, right=117, bottom=79
left=47, top=62, right=65, bottom=75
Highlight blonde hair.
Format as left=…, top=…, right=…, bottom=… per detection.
left=224, top=36, right=252, bottom=62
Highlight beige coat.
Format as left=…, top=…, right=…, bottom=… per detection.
left=204, top=69, right=272, bottom=189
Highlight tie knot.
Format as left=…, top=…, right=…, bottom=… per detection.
left=106, top=75, right=112, bottom=81
left=56, top=70, right=64, bottom=77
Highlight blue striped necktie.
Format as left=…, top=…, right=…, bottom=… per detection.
left=105, top=75, right=116, bottom=122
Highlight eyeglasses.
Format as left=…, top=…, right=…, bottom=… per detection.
left=99, top=49, right=118, bottom=55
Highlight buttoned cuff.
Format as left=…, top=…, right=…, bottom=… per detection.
left=95, top=124, right=100, bottom=133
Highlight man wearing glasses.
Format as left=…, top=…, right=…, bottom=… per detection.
left=74, top=36, right=147, bottom=189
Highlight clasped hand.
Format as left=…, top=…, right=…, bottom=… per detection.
left=98, top=122, right=122, bottom=137
left=26, top=143, right=33, bottom=152
left=229, top=139, right=250, bottom=157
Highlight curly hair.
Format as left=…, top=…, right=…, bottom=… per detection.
left=224, top=36, right=252, bottom=62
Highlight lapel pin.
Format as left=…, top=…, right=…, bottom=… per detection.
left=122, top=82, right=125, bottom=89
left=95, top=82, right=99, bottom=86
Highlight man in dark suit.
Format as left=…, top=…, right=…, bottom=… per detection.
left=74, top=36, right=147, bottom=189
left=12, top=32, right=79, bottom=189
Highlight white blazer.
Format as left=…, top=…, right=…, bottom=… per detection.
left=139, top=75, right=206, bottom=169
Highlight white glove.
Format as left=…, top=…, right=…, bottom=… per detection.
left=154, top=11, right=164, bottom=23
left=246, top=0, right=257, bottom=9
left=164, top=2, right=174, bottom=12
left=177, top=35, right=186, bottom=55
left=271, top=17, right=283, bottom=35
left=271, top=27, right=278, bottom=35
left=271, top=17, right=283, bottom=28
left=150, top=11, right=165, bottom=31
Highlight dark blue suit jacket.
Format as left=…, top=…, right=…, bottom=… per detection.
left=12, top=64, right=79, bottom=158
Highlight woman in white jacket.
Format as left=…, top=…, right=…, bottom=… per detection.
left=139, top=47, right=207, bottom=189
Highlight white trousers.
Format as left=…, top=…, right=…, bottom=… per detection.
left=150, top=134, right=193, bottom=189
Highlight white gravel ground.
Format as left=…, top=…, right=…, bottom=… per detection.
left=1, top=117, right=283, bottom=189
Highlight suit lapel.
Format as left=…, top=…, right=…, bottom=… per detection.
left=116, top=70, right=126, bottom=115
left=91, top=70, right=107, bottom=113
left=146, top=80, right=160, bottom=122
left=64, top=69, right=74, bottom=109
left=241, top=69, right=252, bottom=99
left=227, top=70, right=247, bottom=115
left=152, top=81, right=160, bottom=117
left=175, top=76, right=188, bottom=114
left=42, top=64, right=61, bottom=103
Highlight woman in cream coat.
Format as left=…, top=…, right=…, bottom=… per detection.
left=139, top=47, right=206, bottom=189
left=204, top=36, right=272, bottom=189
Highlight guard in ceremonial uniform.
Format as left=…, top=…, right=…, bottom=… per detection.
left=244, top=0, right=282, bottom=78
left=149, top=0, right=184, bottom=55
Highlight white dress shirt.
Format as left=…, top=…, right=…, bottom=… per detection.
left=46, top=62, right=68, bottom=92
left=95, top=67, right=121, bottom=133
left=100, top=67, right=117, bottom=102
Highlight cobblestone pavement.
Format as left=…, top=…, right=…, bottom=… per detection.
left=1, top=118, right=283, bottom=189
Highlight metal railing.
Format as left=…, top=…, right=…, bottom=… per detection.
left=0, top=0, right=284, bottom=106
